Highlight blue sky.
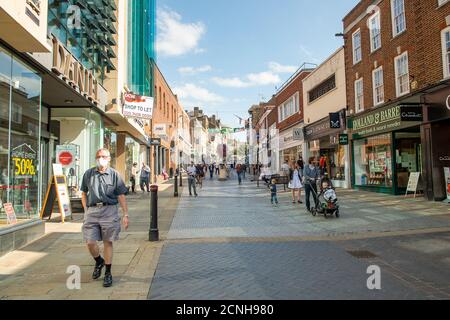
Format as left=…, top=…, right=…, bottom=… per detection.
left=155, top=0, right=360, bottom=128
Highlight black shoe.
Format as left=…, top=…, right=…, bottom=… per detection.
left=92, top=261, right=105, bottom=280
left=103, top=273, right=113, bottom=287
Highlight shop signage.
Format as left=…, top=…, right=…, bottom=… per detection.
left=351, top=105, right=421, bottom=139
left=154, top=124, right=167, bottom=137
left=405, top=172, right=421, bottom=198
left=329, top=112, right=341, bottom=129
left=122, top=93, right=154, bottom=120
left=400, top=106, right=423, bottom=122
left=11, top=144, right=37, bottom=179
left=150, top=138, right=161, bottom=146
left=339, top=134, right=349, bottom=145
left=56, top=145, right=78, bottom=176
left=3, top=203, right=17, bottom=225
left=444, top=167, right=450, bottom=202
left=293, top=128, right=303, bottom=141
left=27, top=0, right=41, bottom=15
left=446, top=95, right=450, bottom=111
left=40, top=175, right=72, bottom=223
left=51, top=35, right=99, bottom=104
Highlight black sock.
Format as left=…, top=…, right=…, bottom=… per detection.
left=105, top=264, right=112, bottom=275
left=94, top=256, right=104, bottom=266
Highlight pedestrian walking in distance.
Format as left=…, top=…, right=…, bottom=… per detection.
left=236, top=163, right=243, bottom=185
left=130, top=162, right=138, bottom=193
left=270, top=178, right=279, bottom=205
left=187, top=162, right=198, bottom=197
left=81, top=148, right=129, bottom=288
left=304, top=157, right=320, bottom=212
left=140, top=162, right=151, bottom=193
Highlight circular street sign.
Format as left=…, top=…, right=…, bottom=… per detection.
left=59, top=151, right=73, bottom=166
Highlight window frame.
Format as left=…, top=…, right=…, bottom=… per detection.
left=369, top=11, right=382, bottom=52
left=354, top=78, right=364, bottom=113
left=352, top=28, right=362, bottom=65
left=372, top=66, right=384, bottom=106
left=394, top=51, right=410, bottom=97
left=278, top=92, right=299, bottom=122
left=441, top=26, right=450, bottom=79
left=391, top=0, right=407, bottom=38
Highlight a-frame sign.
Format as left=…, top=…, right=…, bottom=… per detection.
left=40, top=175, right=73, bottom=223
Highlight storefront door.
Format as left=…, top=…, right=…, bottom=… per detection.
left=393, top=130, right=422, bottom=193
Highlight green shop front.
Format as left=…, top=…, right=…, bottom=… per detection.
left=349, top=104, right=423, bottom=195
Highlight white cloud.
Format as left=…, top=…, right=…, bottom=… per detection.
left=268, top=62, right=298, bottom=74
left=156, top=9, right=206, bottom=57
left=173, top=83, right=225, bottom=105
left=212, top=71, right=281, bottom=88
left=178, top=65, right=212, bottom=75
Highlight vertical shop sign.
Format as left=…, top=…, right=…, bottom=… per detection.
left=3, top=203, right=17, bottom=224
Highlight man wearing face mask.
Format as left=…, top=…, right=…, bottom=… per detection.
left=81, top=148, right=129, bottom=288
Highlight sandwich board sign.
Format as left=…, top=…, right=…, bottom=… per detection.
left=40, top=175, right=72, bottom=223
left=405, top=172, right=420, bottom=198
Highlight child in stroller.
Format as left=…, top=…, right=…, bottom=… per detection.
left=310, top=175, right=340, bottom=218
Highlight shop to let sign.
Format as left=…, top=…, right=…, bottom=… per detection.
left=123, top=93, right=153, bottom=120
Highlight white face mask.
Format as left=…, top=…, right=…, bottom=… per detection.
left=97, top=158, right=109, bottom=168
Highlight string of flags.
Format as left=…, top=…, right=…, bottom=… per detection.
left=208, top=127, right=246, bottom=134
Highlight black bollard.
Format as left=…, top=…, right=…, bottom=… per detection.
left=179, top=168, right=183, bottom=187
left=174, top=174, right=179, bottom=197
left=149, top=185, right=159, bottom=242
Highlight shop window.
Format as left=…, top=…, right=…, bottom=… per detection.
left=0, top=46, right=42, bottom=225
left=354, top=134, right=393, bottom=187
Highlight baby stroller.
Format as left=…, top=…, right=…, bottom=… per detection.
left=308, top=178, right=340, bottom=218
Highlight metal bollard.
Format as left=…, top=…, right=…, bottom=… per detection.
left=149, top=185, right=159, bottom=242
left=174, top=174, right=179, bottom=197
left=179, top=169, right=183, bottom=187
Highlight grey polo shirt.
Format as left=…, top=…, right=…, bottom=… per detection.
left=81, top=167, right=128, bottom=207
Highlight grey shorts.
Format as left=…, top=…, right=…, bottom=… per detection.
left=82, top=205, right=121, bottom=242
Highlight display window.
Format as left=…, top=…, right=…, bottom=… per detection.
left=0, top=45, right=42, bottom=225
left=354, top=134, right=393, bottom=187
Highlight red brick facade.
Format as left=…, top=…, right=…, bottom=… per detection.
left=344, top=0, right=450, bottom=114
left=275, top=70, right=313, bottom=132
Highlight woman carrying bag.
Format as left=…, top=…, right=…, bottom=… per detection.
left=288, top=160, right=303, bottom=204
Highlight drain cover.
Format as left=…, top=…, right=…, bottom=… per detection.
left=347, top=250, right=378, bottom=259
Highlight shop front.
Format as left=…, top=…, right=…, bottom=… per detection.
left=349, top=104, right=423, bottom=195
left=421, top=83, right=450, bottom=201
left=304, top=112, right=350, bottom=188
left=0, top=43, right=44, bottom=251
left=278, top=126, right=305, bottom=172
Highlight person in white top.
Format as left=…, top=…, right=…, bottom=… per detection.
left=187, top=162, right=198, bottom=197
left=289, top=160, right=303, bottom=204
left=281, top=160, right=290, bottom=177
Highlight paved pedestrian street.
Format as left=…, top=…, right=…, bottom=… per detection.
left=148, top=176, right=450, bottom=300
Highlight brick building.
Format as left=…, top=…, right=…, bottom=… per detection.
left=274, top=64, right=315, bottom=171
left=343, top=0, right=450, bottom=200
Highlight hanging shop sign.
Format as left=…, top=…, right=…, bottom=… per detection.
left=122, top=93, right=154, bottom=120
left=400, top=106, right=423, bottom=122
left=293, top=128, right=303, bottom=141
left=154, top=124, right=167, bottom=137
left=350, top=104, right=422, bottom=139
left=329, top=112, right=342, bottom=129
left=339, top=134, right=349, bottom=145
left=51, top=35, right=98, bottom=104
left=11, top=144, right=37, bottom=179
